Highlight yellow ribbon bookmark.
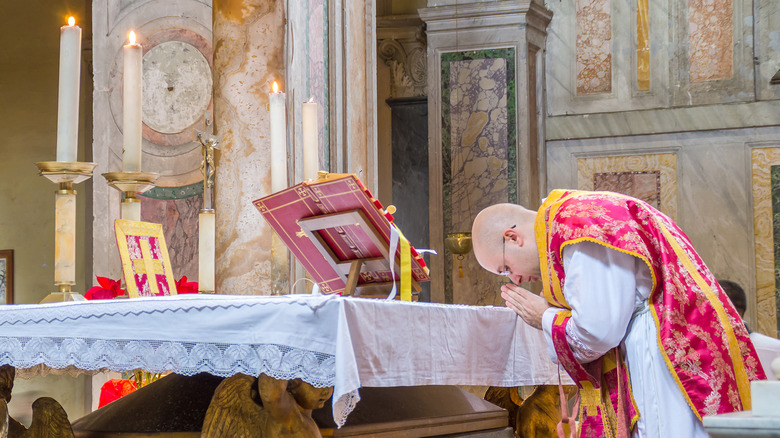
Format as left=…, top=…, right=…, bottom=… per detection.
left=396, top=226, right=412, bottom=301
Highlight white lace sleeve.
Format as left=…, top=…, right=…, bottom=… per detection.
left=560, top=241, right=640, bottom=364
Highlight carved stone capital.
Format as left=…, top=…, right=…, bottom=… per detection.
left=377, top=17, right=428, bottom=98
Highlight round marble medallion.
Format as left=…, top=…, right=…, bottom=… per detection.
left=142, top=41, right=213, bottom=134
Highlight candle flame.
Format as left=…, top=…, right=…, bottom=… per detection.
left=308, top=97, right=315, bottom=103
left=128, top=31, right=136, bottom=45
left=68, top=16, right=75, bottom=26
left=272, top=81, right=279, bottom=93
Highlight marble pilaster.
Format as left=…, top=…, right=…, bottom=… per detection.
left=213, top=0, right=285, bottom=295
left=420, top=1, right=552, bottom=305
left=376, top=15, right=428, bottom=233
left=751, top=146, right=780, bottom=337
left=328, top=0, right=379, bottom=194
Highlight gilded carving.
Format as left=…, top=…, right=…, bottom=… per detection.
left=202, top=374, right=333, bottom=438
left=18, top=398, right=74, bottom=438
left=0, top=366, right=73, bottom=438
left=484, top=385, right=578, bottom=438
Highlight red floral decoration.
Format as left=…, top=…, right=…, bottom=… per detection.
left=175, top=276, right=199, bottom=294
left=85, top=276, right=125, bottom=300
left=98, top=378, right=137, bottom=408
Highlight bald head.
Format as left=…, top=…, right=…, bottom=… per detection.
left=471, top=203, right=537, bottom=275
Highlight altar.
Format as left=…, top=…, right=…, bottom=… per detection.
left=0, top=294, right=565, bottom=428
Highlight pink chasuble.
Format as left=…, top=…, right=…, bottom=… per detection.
left=536, top=190, right=764, bottom=438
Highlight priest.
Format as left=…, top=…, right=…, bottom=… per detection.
left=471, top=190, right=764, bottom=437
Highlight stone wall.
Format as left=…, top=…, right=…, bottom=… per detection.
left=544, top=0, right=780, bottom=335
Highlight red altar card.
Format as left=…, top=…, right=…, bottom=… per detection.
left=253, top=173, right=430, bottom=296
left=114, top=220, right=178, bottom=298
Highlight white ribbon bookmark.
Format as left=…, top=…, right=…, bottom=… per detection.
left=386, top=225, right=400, bottom=301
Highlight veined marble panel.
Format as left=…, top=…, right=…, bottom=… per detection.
left=576, top=0, right=612, bottom=95
left=577, top=153, right=678, bottom=220
left=637, top=0, right=650, bottom=90
left=751, top=147, right=780, bottom=337
left=213, top=0, right=285, bottom=294
left=593, top=171, right=660, bottom=209
left=688, top=0, right=733, bottom=82
left=140, top=192, right=203, bottom=282
left=442, top=49, right=516, bottom=306
left=757, top=0, right=780, bottom=100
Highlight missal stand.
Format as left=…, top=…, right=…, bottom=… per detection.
left=298, top=208, right=421, bottom=297
left=253, top=172, right=430, bottom=298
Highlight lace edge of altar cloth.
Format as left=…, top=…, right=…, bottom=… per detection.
left=4, top=340, right=359, bottom=428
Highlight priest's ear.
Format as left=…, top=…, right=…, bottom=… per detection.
left=503, top=225, right=520, bottom=245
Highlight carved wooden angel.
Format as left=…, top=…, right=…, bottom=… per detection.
left=19, top=397, right=74, bottom=438
left=484, top=385, right=578, bottom=438
left=0, top=365, right=73, bottom=438
left=201, top=373, right=333, bottom=438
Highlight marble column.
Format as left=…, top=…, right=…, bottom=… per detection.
left=420, top=0, right=552, bottom=305
left=213, top=0, right=285, bottom=295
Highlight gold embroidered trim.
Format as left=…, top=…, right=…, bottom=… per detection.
left=536, top=190, right=568, bottom=307
left=554, top=310, right=572, bottom=325
left=559, top=237, right=659, bottom=299
left=579, top=381, right=601, bottom=409
left=657, top=222, right=752, bottom=411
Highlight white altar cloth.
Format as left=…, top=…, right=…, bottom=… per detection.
left=0, top=294, right=565, bottom=427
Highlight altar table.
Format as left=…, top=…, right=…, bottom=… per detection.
left=0, top=294, right=566, bottom=427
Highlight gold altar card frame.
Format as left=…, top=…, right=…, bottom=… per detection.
left=0, top=250, right=13, bottom=305
left=114, top=220, right=178, bottom=298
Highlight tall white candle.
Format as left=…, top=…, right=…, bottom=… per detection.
left=269, top=81, right=287, bottom=192
left=123, top=31, right=143, bottom=172
left=302, top=98, right=319, bottom=181
left=56, top=17, right=81, bottom=163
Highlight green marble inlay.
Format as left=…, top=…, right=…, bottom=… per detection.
left=140, top=181, right=204, bottom=200
left=772, top=165, right=780, bottom=334
left=441, top=48, right=516, bottom=304
left=323, top=0, right=330, bottom=169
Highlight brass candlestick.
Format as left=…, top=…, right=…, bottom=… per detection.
left=35, top=161, right=98, bottom=303
left=102, top=171, right=159, bottom=221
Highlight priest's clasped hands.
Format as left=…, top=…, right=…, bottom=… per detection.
left=501, top=283, right=551, bottom=330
